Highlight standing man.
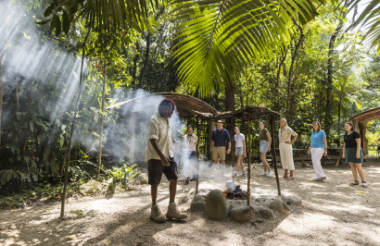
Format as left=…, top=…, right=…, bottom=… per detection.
left=183, top=126, right=199, bottom=184
left=145, top=99, right=187, bottom=223
left=210, top=120, right=231, bottom=167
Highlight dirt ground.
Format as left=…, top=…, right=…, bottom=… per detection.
left=1, top=160, right=380, bottom=246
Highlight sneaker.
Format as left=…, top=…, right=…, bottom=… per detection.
left=260, top=172, right=268, bottom=176
left=233, top=171, right=237, bottom=177
left=150, top=205, right=166, bottom=223
left=242, top=171, right=246, bottom=176
left=185, top=177, right=190, bottom=185
left=267, top=171, right=274, bottom=177
left=190, top=175, right=197, bottom=181
left=166, top=203, right=187, bottom=220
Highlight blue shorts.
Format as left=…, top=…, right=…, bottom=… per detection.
left=260, top=140, right=269, bottom=153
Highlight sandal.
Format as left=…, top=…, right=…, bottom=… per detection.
left=362, top=181, right=367, bottom=188
left=287, top=176, right=294, bottom=180
left=350, top=180, right=359, bottom=186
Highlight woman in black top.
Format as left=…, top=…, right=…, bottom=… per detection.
left=342, top=122, right=366, bottom=188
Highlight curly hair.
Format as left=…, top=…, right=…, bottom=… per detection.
left=158, top=98, right=176, bottom=117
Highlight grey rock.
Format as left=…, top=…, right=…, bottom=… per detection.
left=258, top=208, right=275, bottom=220
left=138, top=174, right=148, bottom=185
left=79, top=180, right=102, bottom=195
left=284, top=196, right=302, bottom=206
left=205, top=190, right=228, bottom=220
left=179, top=194, right=190, bottom=204
left=269, top=199, right=290, bottom=215
left=188, top=188, right=195, bottom=196
left=230, top=205, right=255, bottom=222
left=190, top=194, right=205, bottom=212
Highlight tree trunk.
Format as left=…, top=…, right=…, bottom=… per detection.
left=15, top=75, right=19, bottom=144
left=225, top=74, right=235, bottom=162
left=337, top=97, right=342, bottom=146
left=325, top=0, right=350, bottom=140
left=286, top=23, right=304, bottom=120
left=60, top=24, right=92, bottom=219
left=132, top=41, right=140, bottom=86
left=97, top=63, right=106, bottom=178
left=0, top=1, right=10, bottom=146
left=0, top=53, right=4, bottom=146
left=138, top=32, right=151, bottom=87
left=275, top=50, right=288, bottom=112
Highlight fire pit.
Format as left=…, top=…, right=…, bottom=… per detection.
left=224, top=182, right=247, bottom=200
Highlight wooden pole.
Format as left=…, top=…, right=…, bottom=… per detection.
left=246, top=116, right=251, bottom=205
left=231, top=119, right=235, bottom=181
left=271, top=116, right=281, bottom=196
left=130, top=111, right=136, bottom=162
left=61, top=23, right=92, bottom=218
left=195, top=117, right=204, bottom=194
left=208, top=120, right=214, bottom=161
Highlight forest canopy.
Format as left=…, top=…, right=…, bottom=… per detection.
left=0, top=0, right=379, bottom=194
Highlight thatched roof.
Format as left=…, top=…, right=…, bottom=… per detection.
left=349, top=107, right=380, bottom=123
left=109, top=92, right=218, bottom=118
left=193, top=106, right=281, bottom=121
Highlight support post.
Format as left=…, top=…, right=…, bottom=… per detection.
left=207, top=120, right=214, bottom=161
left=195, top=117, right=204, bottom=194
left=130, top=111, right=136, bottom=162
left=231, top=119, right=235, bottom=181
left=271, top=116, right=281, bottom=196
left=246, top=116, right=251, bottom=205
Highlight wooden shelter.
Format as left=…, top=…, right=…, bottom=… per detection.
left=111, top=92, right=218, bottom=118
left=111, top=94, right=282, bottom=203
left=193, top=106, right=282, bottom=204
left=349, top=107, right=380, bottom=154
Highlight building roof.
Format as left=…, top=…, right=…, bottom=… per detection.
left=349, top=107, right=380, bottom=123
left=193, top=106, right=281, bottom=121
left=109, top=92, right=218, bottom=118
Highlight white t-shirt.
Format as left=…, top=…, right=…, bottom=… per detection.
left=145, top=113, right=173, bottom=162
left=234, top=133, right=245, bottom=147
left=183, top=134, right=198, bottom=151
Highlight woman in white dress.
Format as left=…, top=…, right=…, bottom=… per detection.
left=279, top=118, right=298, bottom=180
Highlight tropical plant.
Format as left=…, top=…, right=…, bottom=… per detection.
left=350, top=0, right=380, bottom=56
left=170, top=0, right=319, bottom=96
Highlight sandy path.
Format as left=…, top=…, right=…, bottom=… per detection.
left=1, top=161, right=380, bottom=246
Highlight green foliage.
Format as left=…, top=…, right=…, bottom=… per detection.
left=170, top=0, right=319, bottom=96
left=350, top=0, right=380, bottom=56
left=106, top=164, right=139, bottom=186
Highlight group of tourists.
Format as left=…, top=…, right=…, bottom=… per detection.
left=145, top=99, right=367, bottom=223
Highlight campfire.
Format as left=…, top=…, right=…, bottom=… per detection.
left=224, top=182, right=247, bottom=200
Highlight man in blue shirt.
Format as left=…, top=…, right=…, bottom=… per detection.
left=210, top=120, right=231, bottom=167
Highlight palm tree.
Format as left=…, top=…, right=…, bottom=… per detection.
left=40, top=0, right=158, bottom=35
left=333, top=74, right=373, bottom=144
left=350, top=0, right=380, bottom=56
left=170, top=0, right=319, bottom=97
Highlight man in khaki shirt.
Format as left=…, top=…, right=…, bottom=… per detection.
left=145, top=99, right=187, bottom=223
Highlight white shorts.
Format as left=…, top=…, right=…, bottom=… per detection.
left=235, top=147, right=244, bottom=156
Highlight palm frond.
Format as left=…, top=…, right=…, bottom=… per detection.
left=42, top=0, right=161, bottom=35
left=170, top=0, right=318, bottom=96
left=350, top=0, right=380, bottom=56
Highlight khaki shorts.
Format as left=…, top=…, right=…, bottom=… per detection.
left=212, top=146, right=226, bottom=161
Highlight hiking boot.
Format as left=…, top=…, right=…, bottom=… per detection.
left=242, top=171, right=246, bottom=176
left=267, top=171, right=274, bottom=177
left=166, top=203, right=187, bottom=220
left=150, top=205, right=166, bottom=223
left=260, top=171, right=268, bottom=176
left=185, top=177, right=190, bottom=185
